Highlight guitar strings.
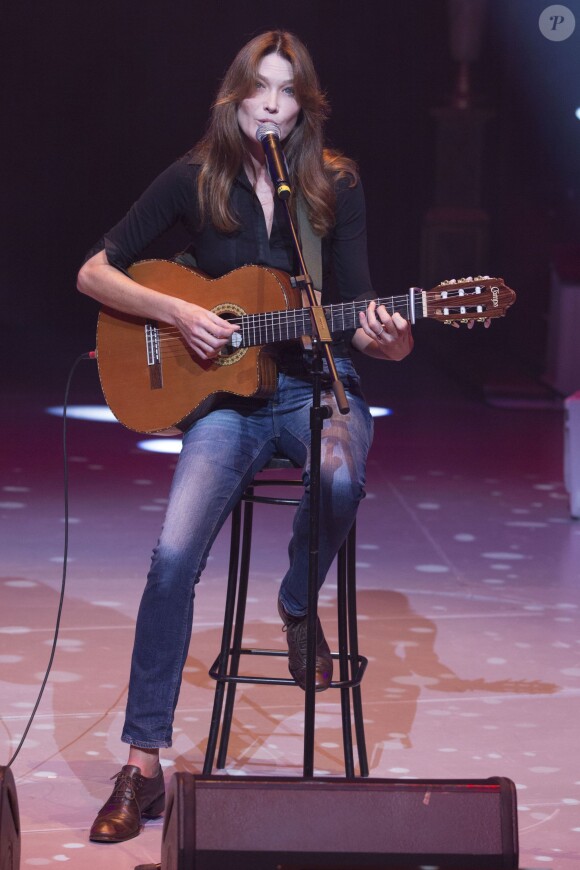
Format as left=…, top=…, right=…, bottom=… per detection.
left=151, top=293, right=417, bottom=350
left=147, top=287, right=499, bottom=358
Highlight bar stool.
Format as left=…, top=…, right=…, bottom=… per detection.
left=202, top=456, right=369, bottom=778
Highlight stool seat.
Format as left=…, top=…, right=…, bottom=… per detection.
left=203, top=454, right=369, bottom=778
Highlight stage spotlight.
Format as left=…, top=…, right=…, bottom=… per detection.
left=138, top=438, right=182, bottom=454
left=575, top=106, right=580, bottom=120
left=46, top=405, right=117, bottom=422
left=48, top=405, right=392, bottom=430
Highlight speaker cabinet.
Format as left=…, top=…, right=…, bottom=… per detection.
left=161, top=774, right=518, bottom=869
left=0, top=766, right=20, bottom=870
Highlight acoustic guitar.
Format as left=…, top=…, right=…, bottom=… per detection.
left=96, top=260, right=516, bottom=435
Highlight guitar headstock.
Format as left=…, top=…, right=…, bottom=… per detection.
left=425, top=276, right=516, bottom=325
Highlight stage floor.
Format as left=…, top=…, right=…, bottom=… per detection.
left=2, top=369, right=579, bottom=870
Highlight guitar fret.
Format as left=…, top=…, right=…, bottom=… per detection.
left=270, top=311, right=275, bottom=343
left=251, top=314, right=258, bottom=346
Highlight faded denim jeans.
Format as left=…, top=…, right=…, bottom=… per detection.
left=122, top=359, right=373, bottom=747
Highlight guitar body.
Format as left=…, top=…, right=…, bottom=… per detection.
left=96, top=260, right=301, bottom=435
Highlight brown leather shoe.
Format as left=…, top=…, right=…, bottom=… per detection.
left=278, top=599, right=333, bottom=691
left=89, top=764, right=165, bottom=843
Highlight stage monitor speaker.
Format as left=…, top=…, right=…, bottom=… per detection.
left=0, top=766, right=21, bottom=870
left=161, top=774, right=519, bottom=870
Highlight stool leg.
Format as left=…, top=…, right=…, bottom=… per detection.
left=202, top=501, right=242, bottom=776
left=216, top=496, right=255, bottom=769
left=346, top=522, right=369, bottom=777
left=337, top=534, right=355, bottom=778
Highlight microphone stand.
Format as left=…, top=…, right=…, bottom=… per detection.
left=280, top=198, right=350, bottom=778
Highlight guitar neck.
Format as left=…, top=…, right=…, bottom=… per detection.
left=234, top=290, right=424, bottom=348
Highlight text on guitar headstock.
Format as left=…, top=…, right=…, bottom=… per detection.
left=424, top=276, right=516, bottom=325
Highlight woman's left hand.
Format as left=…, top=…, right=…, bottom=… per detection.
left=355, top=300, right=414, bottom=361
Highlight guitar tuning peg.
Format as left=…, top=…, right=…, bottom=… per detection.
left=460, top=318, right=468, bottom=324
left=477, top=317, right=486, bottom=323
left=444, top=319, right=452, bottom=325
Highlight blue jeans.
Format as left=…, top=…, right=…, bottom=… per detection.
left=122, top=359, right=374, bottom=747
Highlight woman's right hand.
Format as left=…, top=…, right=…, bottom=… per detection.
left=78, top=250, right=239, bottom=361
left=173, top=300, right=240, bottom=360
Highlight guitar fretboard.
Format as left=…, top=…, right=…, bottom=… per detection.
left=229, top=291, right=423, bottom=349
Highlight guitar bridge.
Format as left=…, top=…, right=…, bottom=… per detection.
left=145, top=321, right=163, bottom=390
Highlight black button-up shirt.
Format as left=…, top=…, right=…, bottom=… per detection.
left=95, top=155, right=375, bottom=364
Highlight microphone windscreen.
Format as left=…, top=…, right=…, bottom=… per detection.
left=256, top=122, right=281, bottom=142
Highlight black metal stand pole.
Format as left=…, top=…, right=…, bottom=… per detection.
left=281, top=198, right=350, bottom=777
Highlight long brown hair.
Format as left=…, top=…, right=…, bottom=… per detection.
left=191, top=30, right=357, bottom=236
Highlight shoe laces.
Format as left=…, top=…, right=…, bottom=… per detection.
left=284, top=617, right=308, bottom=655
left=110, top=770, right=143, bottom=800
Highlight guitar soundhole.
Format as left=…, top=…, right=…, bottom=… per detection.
left=213, top=303, right=247, bottom=367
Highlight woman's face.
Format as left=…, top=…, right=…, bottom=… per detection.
left=237, top=53, right=301, bottom=148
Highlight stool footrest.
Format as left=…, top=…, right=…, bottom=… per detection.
left=244, top=494, right=300, bottom=506
left=209, top=648, right=368, bottom=689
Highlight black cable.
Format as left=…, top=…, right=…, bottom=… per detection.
left=5, top=351, right=96, bottom=768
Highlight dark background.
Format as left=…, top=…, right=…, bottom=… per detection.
left=3, top=0, right=580, bottom=404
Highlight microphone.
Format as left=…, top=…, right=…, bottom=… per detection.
left=256, top=122, right=292, bottom=200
